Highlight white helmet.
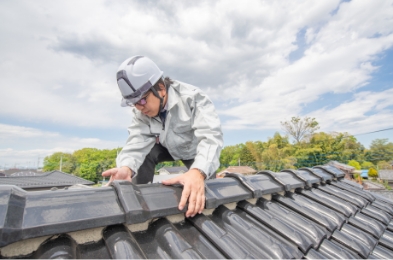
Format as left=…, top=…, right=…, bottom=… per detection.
left=116, top=56, right=163, bottom=107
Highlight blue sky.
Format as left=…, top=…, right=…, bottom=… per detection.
left=0, top=0, right=393, bottom=168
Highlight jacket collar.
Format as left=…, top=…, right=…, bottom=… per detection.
left=166, top=81, right=180, bottom=111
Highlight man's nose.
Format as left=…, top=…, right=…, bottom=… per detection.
left=135, top=104, right=143, bottom=110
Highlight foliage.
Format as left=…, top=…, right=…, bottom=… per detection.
left=361, top=161, right=374, bottom=169
left=281, top=116, right=320, bottom=143
left=348, top=160, right=361, bottom=170
left=43, top=148, right=119, bottom=182
left=368, top=168, right=378, bottom=178
left=377, top=161, right=392, bottom=170
left=42, top=117, right=392, bottom=183
left=43, top=152, right=76, bottom=173
left=365, top=139, right=393, bottom=164
left=383, top=180, right=392, bottom=190
left=260, top=133, right=296, bottom=171
left=292, top=132, right=364, bottom=168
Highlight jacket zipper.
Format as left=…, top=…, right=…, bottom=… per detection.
left=152, top=117, right=165, bottom=144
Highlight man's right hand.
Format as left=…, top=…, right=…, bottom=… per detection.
left=102, top=166, right=132, bottom=186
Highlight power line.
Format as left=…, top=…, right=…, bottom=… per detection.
left=354, top=127, right=393, bottom=136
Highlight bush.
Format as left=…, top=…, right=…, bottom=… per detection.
left=368, top=168, right=378, bottom=178
left=348, top=160, right=361, bottom=170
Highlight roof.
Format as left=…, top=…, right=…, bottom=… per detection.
left=153, top=173, right=183, bottom=183
left=1, top=165, right=393, bottom=259
left=2, top=168, right=39, bottom=176
left=10, top=171, right=40, bottom=177
left=217, top=166, right=257, bottom=176
left=328, top=161, right=355, bottom=173
left=379, top=170, right=393, bottom=181
left=0, top=170, right=94, bottom=189
left=157, top=166, right=188, bottom=174
left=363, top=181, right=385, bottom=191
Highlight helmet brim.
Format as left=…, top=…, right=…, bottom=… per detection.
left=120, top=81, right=153, bottom=107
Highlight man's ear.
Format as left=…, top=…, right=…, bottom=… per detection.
left=158, top=82, right=166, bottom=96
left=158, top=82, right=166, bottom=90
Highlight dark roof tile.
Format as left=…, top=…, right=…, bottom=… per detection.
left=2, top=165, right=393, bottom=258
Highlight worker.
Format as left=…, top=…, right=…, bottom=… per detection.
left=102, top=55, right=223, bottom=218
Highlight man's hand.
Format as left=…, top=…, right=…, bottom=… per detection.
left=162, top=168, right=206, bottom=218
left=102, top=166, right=132, bottom=186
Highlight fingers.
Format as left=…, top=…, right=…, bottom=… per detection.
left=105, top=175, right=114, bottom=186
left=102, top=168, right=117, bottom=177
left=197, top=191, right=205, bottom=214
left=185, top=183, right=205, bottom=217
left=185, top=184, right=196, bottom=217
left=179, top=184, right=190, bottom=211
left=162, top=175, right=182, bottom=185
left=161, top=170, right=206, bottom=217
left=102, top=167, right=133, bottom=183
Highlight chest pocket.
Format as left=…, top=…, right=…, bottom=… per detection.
left=173, top=122, right=193, bottom=145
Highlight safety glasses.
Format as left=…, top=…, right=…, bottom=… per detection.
left=127, top=91, right=151, bottom=107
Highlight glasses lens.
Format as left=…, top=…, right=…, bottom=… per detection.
left=138, top=98, right=147, bottom=105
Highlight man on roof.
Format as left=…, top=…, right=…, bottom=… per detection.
left=102, top=56, right=223, bottom=218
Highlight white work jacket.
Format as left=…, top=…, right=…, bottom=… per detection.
left=116, top=80, right=223, bottom=178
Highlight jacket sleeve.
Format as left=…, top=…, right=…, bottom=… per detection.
left=116, top=108, right=156, bottom=176
left=189, top=91, right=224, bottom=178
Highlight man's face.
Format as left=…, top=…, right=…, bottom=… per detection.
left=135, top=86, right=166, bottom=117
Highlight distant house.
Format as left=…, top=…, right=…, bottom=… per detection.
left=3, top=168, right=39, bottom=176
left=379, top=170, right=393, bottom=184
left=0, top=170, right=94, bottom=191
left=10, top=171, right=41, bottom=177
left=157, top=166, right=188, bottom=175
left=217, top=166, right=257, bottom=177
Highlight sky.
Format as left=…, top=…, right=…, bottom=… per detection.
left=1, top=0, right=393, bottom=168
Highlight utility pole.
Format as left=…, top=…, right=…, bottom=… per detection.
left=238, top=158, right=240, bottom=166
left=37, top=156, right=40, bottom=170
left=60, top=155, right=63, bottom=171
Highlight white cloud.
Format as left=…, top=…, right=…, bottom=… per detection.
left=219, top=0, right=393, bottom=132
left=0, top=0, right=392, bottom=166
left=309, top=88, right=393, bottom=134
left=0, top=124, right=59, bottom=139
left=0, top=123, right=122, bottom=167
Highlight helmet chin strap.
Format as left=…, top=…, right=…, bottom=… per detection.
left=150, top=87, right=164, bottom=118
left=150, top=79, right=167, bottom=118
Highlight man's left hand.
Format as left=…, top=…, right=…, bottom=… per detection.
left=161, top=168, right=206, bottom=217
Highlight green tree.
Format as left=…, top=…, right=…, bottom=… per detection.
left=219, top=144, right=243, bottom=168
left=293, top=132, right=364, bottom=168
left=365, top=139, right=393, bottom=164
left=377, top=161, right=392, bottom=170
left=239, top=143, right=256, bottom=168
left=43, top=152, right=76, bottom=173
left=281, top=116, right=320, bottom=143
left=72, top=148, right=117, bottom=182
left=361, top=161, right=374, bottom=169
left=261, top=133, right=296, bottom=171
